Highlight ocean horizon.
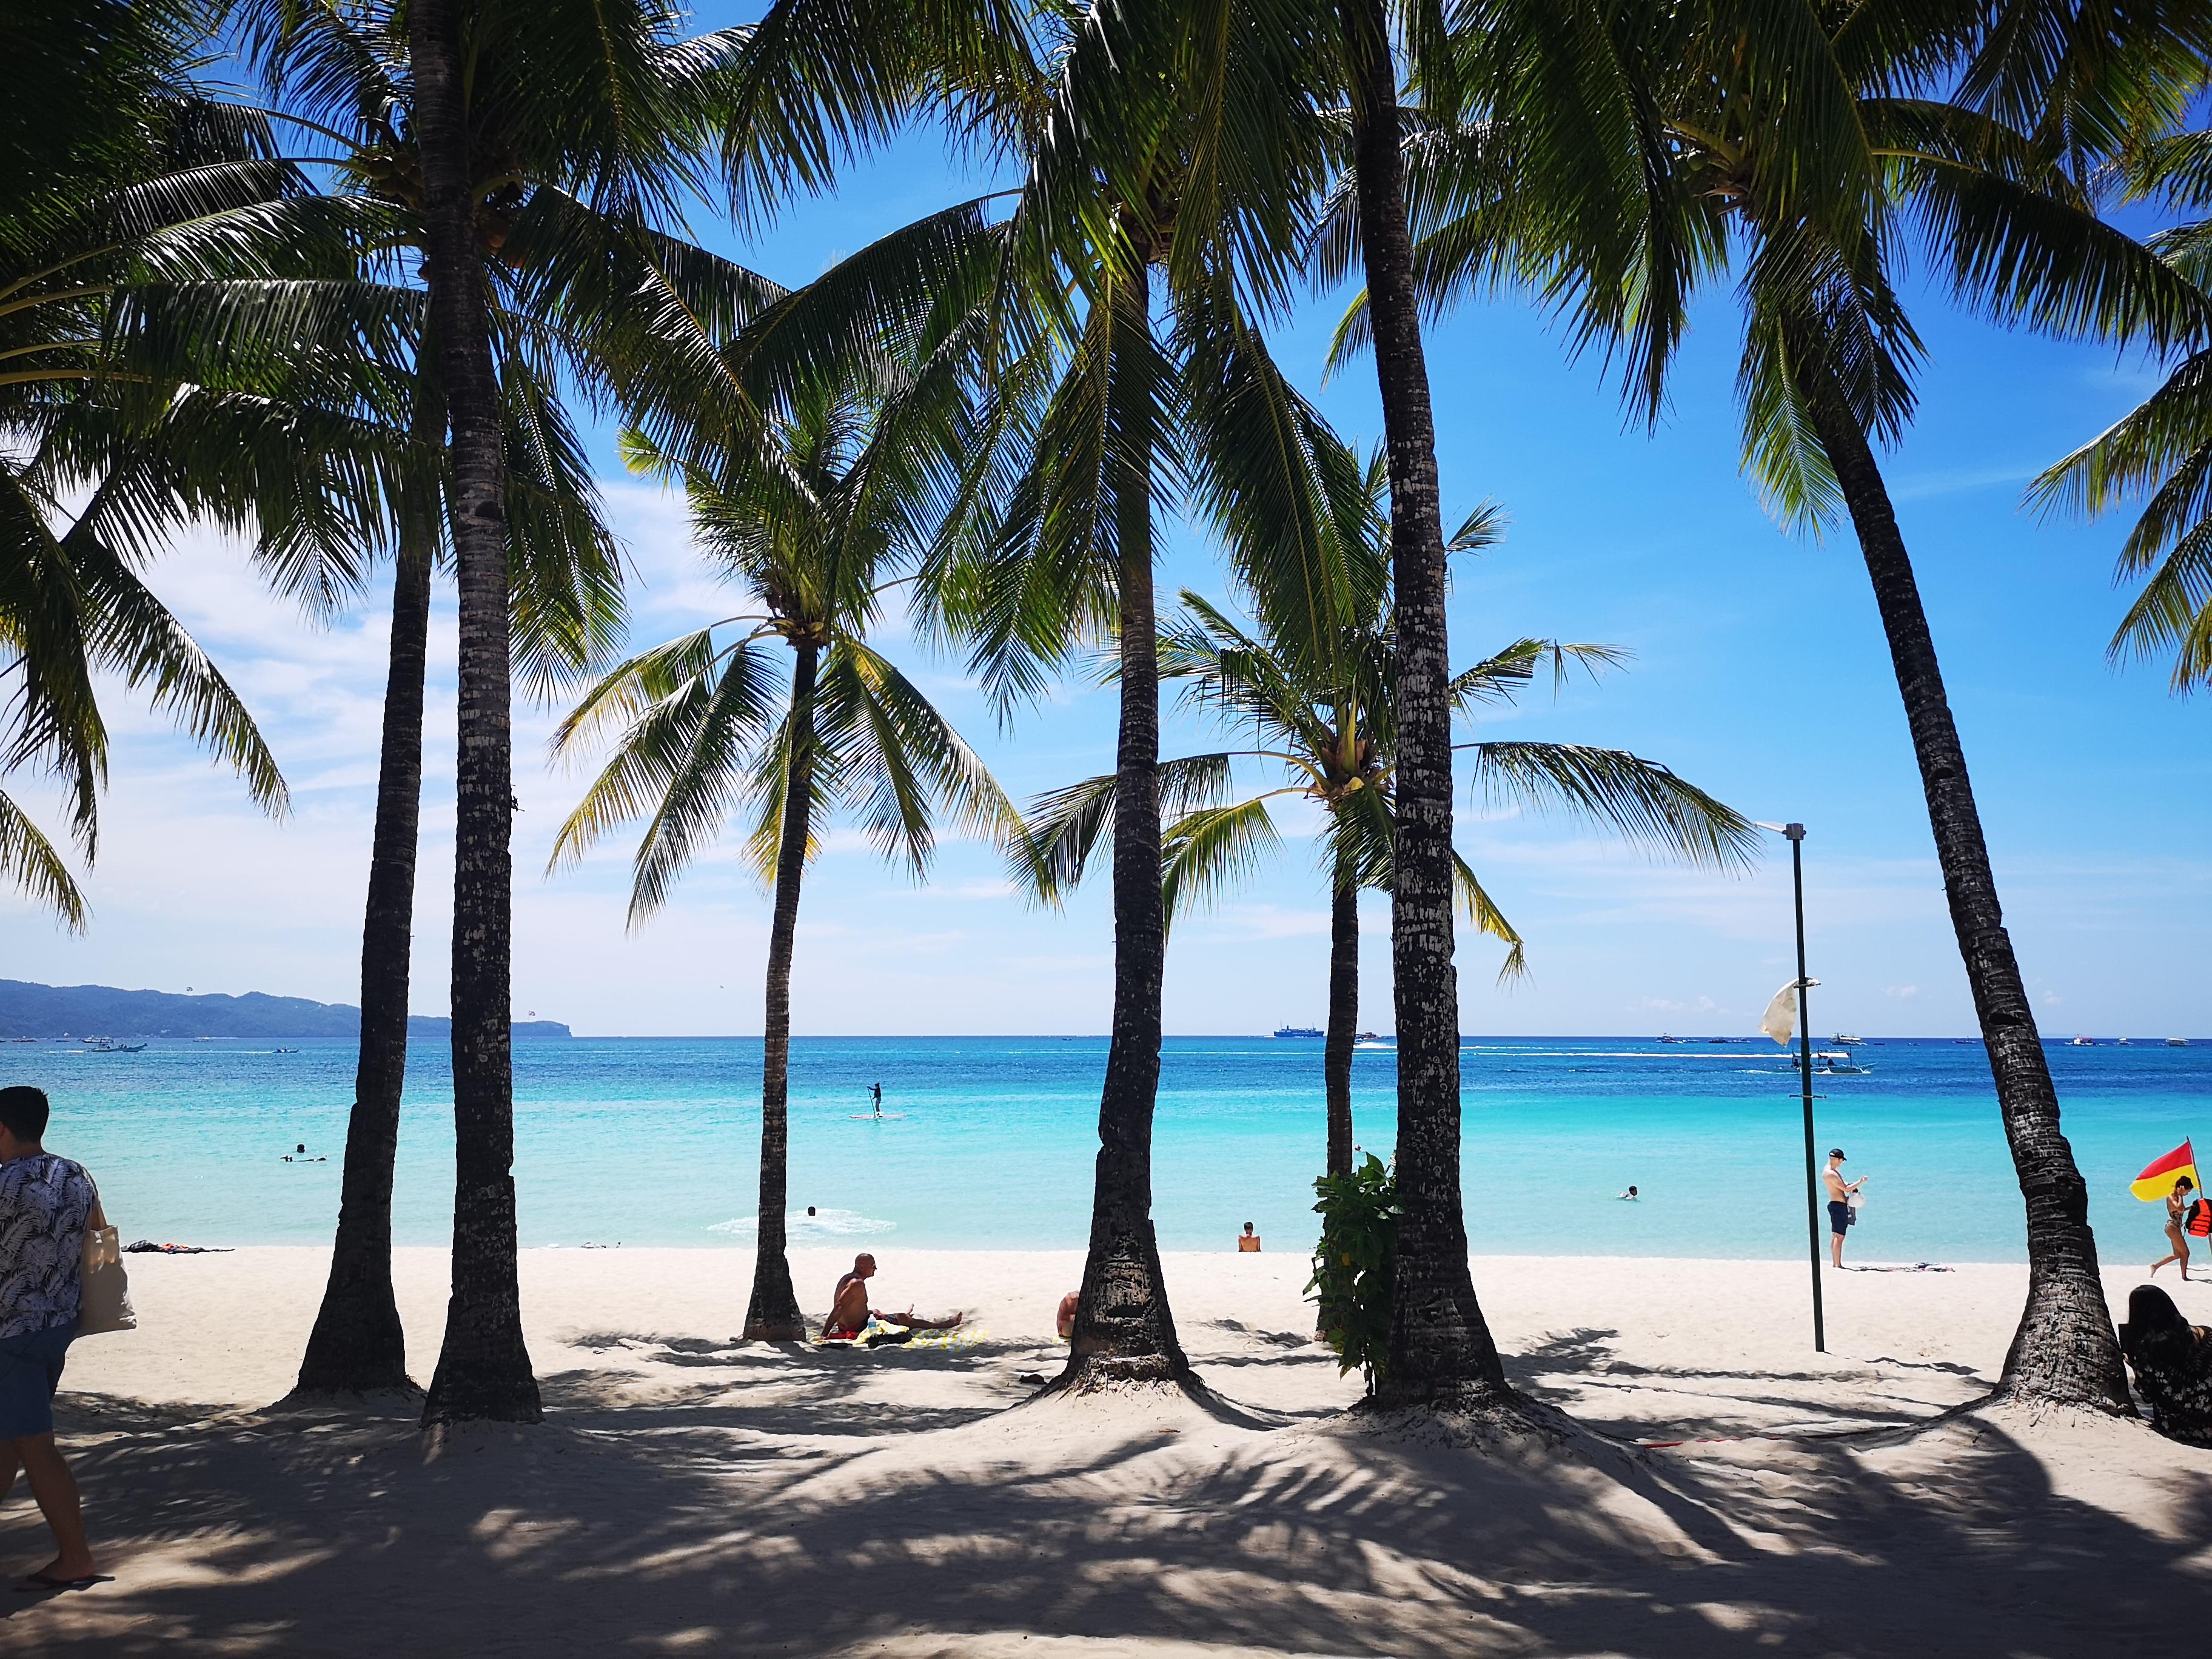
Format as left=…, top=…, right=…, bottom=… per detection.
left=5, top=1033, right=2204, bottom=1266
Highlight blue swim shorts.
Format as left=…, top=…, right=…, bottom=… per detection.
left=0, top=1323, right=75, bottom=1439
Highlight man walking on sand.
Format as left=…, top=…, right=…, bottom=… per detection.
left=1825, top=1148, right=1866, bottom=1269
left=0, top=1085, right=100, bottom=1590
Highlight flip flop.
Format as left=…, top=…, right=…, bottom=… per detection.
left=16, top=1571, right=104, bottom=1593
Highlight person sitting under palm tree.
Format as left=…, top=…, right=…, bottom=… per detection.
left=820, top=1253, right=963, bottom=1344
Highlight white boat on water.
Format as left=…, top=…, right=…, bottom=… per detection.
left=2170, top=1037, right=2191, bottom=1048
left=1815, top=1050, right=1871, bottom=1074
left=2070, top=1036, right=2095, bottom=1046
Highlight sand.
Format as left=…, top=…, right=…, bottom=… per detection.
left=6, top=1245, right=2210, bottom=1655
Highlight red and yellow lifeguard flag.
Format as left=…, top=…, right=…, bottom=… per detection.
left=2132, top=1141, right=2200, bottom=1202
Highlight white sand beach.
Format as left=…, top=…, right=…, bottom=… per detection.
left=8, top=1247, right=2211, bottom=1656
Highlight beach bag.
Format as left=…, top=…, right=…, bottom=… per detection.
left=2188, top=1199, right=2212, bottom=1239
left=76, top=1175, right=136, bottom=1338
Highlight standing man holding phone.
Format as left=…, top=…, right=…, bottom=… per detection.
left=1825, top=1148, right=1866, bottom=1269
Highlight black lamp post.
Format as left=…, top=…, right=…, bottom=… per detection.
left=1758, top=819, right=1826, bottom=1353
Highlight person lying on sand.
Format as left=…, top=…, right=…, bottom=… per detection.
left=820, top=1253, right=964, bottom=1342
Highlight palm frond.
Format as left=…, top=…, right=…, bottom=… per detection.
left=1161, top=796, right=1284, bottom=930
left=0, top=789, right=88, bottom=931
left=1464, top=741, right=1759, bottom=870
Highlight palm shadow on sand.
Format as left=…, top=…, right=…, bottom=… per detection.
left=8, top=1326, right=2210, bottom=1656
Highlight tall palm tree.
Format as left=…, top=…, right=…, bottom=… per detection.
left=549, top=380, right=1016, bottom=1341
left=1393, top=0, right=2210, bottom=1410
left=713, top=0, right=1338, bottom=1388
left=1315, top=0, right=1521, bottom=1412
left=233, top=0, right=692, bottom=1398
left=1017, top=446, right=1754, bottom=1193
left=389, top=0, right=735, bottom=1424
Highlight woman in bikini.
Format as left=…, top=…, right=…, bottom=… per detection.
left=2152, top=1175, right=2197, bottom=1281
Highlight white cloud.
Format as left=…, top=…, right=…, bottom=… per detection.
left=8, top=449, right=2211, bottom=1039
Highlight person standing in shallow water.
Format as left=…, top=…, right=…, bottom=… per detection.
left=2152, top=1176, right=2196, bottom=1281
left=0, top=1085, right=99, bottom=1590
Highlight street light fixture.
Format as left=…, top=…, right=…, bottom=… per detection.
left=1755, top=820, right=1825, bottom=1353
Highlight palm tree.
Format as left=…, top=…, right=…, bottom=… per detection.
left=712, top=0, right=1339, bottom=1387
left=1314, top=0, right=1521, bottom=1413
left=387, top=0, right=737, bottom=1424
left=232, top=0, right=706, bottom=1399
left=1395, top=1, right=2210, bottom=1410
left=1016, top=446, right=1754, bottom=1197
left=549, top=375, right=1016, bottom=1341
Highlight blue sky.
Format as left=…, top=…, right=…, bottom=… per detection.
left=5, top=24, right=2208, bottom=1037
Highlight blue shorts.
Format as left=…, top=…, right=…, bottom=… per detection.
left=1828, top=1199, right=1854, bottom=1235
left=0, top=1324, right=75, bottom=1439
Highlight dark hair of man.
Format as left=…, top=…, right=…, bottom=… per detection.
left=0, top=1086, right=50, bottom=1143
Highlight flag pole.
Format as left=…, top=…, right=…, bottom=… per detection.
left=1787, top=823, right=1825, bottom=1353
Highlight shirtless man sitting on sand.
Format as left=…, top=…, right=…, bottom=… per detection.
left=821, top=1253, right=964, bottom=1341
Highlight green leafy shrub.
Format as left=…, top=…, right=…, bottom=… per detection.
left=1306, top=1153, right=1400, bottom=1390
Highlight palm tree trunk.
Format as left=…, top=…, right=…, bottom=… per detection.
left=412, top=0, right=540, bottom=1427
left=1338, top=0, right=1507, bottom=1408
left=1808, top=397, right=2130, bottom=1413
left=1060, top=263, right=1187, bottom=1387
left=1324, top=858, right=1358, bottom=1179
left=296, top=392, right=442, bottom=1395
left=742, top=642, right=818, bottom=1342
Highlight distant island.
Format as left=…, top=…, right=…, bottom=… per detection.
left=0, top=979, right=572, bottom=1041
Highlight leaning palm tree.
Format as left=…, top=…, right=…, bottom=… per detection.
left=1017, top=445, right=1754, bottom=1190
left=1390, top=0, right=2208, bottom=1410
left=550, top=377, right=1016, bottom=1342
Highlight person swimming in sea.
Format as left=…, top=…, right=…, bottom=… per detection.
left=1617, top=1185, right=1639, bottom=1201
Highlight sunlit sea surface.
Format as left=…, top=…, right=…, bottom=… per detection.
left=4, top=1034, right=2207, bottom=1262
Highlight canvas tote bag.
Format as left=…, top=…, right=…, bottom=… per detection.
left=76, top=1173, right=136, bottom=1336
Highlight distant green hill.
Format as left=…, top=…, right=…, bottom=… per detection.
left=0, top=979, right=572, bottom=1041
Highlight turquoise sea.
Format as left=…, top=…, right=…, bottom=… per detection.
left=2, top=1034, right=2207, bottom=1263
